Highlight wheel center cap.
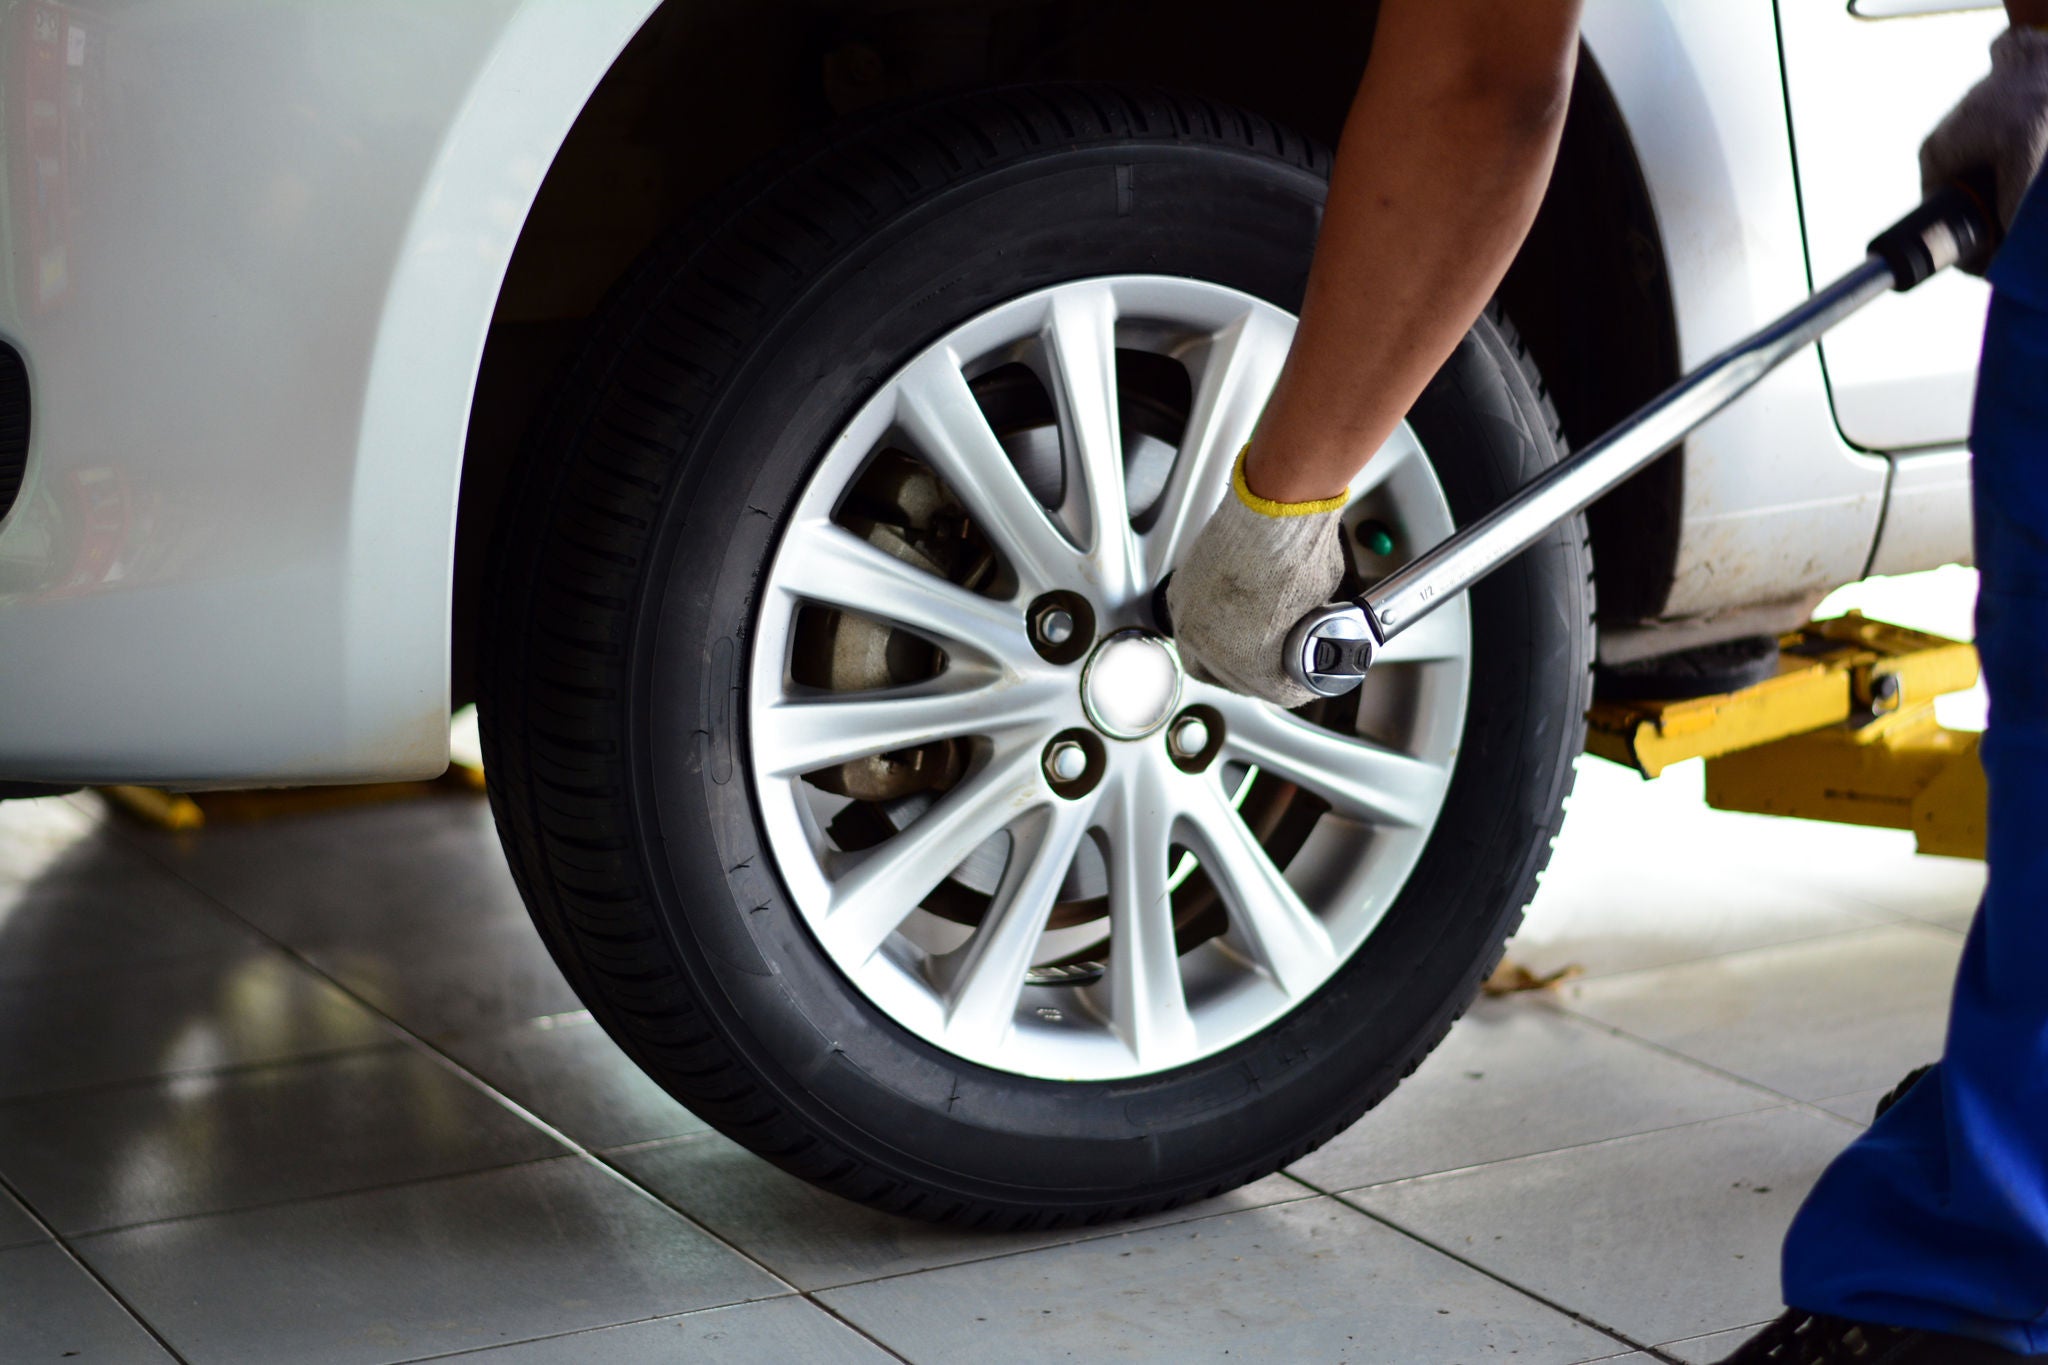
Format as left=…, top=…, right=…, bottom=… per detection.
left=1081, top=630, right=1183, bottom=740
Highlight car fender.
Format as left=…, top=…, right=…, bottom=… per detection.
left=0, top=0, right=657, bottom=786
left=1582, top=0, right=1892, bottom=629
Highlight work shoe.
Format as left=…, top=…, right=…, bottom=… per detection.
left=1873, top=1063, right=1934, bottom=1122
left=1716, top=1309, right=2024, bottom=1362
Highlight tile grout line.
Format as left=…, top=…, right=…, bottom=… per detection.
left=76, top=802, right=1849, bottom=1363
left=806, top=1296, right=919, bottom=1364
left=1508, top=927, right=1864, bottom=992
left=96, top=826, right=811, bottom=1311
left=776, top=1184, right=1339, bottom=1296
left=60, top=1152, right=578, bottom=1242
left=104, top=811, right=1311, bottom=1337
left=1261, top=1043, right=1685, bottom=1358
left=373, top=1305, right=796, bottom=1364
left=101, top=819, right=910, bottom=1363
left=1531, top=997, right=1882, bottom=1133
left=1514, top=919, right=1916, bottom=994
left=1526, top=915, right=1964, bottom=995
left=370, top=1298, right=912, bottom=1365
left=1305, top=1103, right=1808, bottom=1199
left=0, top=1168, right=191, bottom=1364
left=1309, top=1182, right=1685, bottom=1365
left=0, top=1037, right=410, bottom=1110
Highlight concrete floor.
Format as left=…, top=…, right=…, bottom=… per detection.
left=0, top=738, right=1986, bottom=1364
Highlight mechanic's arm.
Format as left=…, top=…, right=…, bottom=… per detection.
left=1245, top=0, right=1583, bottom=504
left=1168, top=0, right=1584, bottom=706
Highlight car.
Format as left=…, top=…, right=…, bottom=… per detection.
left=0, top=0, right=2005, bottom=1225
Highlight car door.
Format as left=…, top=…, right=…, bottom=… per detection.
left=1777, top=0, right=2004, bottom=453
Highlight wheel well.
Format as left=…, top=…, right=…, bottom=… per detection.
left=451, top=0, right=1681, bottom=706
left=1500, top=54, right=1682, bottom=626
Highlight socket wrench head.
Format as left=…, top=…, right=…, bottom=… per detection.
left=1284, top=605, right=1376, bottom=698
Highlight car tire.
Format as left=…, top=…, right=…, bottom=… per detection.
left=479, top=82, right=1593, bottom=1227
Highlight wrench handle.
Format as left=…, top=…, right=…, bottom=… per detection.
left=1868, top=169, right=2001, bottom=289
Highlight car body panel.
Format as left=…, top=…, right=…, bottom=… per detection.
left=0, top=0, right=655, bottom=786
left=0, top=0, right=1991, bottom=784
left=1868, top=446, right=1977, bottom=577
left=1584, top=0, right=1892, bottom=623
left=1779, top=0, right=2000, bottom=453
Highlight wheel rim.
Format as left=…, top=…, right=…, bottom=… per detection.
left=747, top=276, right=1472, bottom=1081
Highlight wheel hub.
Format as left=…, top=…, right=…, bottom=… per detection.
left=1080, top=630, right=1183, bottom=740
left=748, top=275, right=1474, bottom=1080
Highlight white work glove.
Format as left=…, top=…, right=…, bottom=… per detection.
left=1167, top=448, right=1347, bottom=709
left=1921, top=24, right=2048, bottom=253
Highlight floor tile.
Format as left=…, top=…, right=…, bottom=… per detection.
left=1, top=582, right=1983, bottom=1363
left=1558, top=925, right=1961, bottom=1101
left=0, top=950, right=394, bottom=1100
left=0, top=1044, right=567, bottom=1233
left=1349, top=1109, right=1851, bottom=1348
left=416, top=1298, right=896, bottom=1364
left=1753, top=843, right=1990, bottom=941
left=1286, top=998, right=1774, bottom=1192
left=130, top=797, right=527, bottom=953
left=1660, top=1322, right=1773, bottom=1363
left=1811, top=1086, right=1890, bottom=1126
left=0, top=795, right=99, bottom=882
left=819, top=1197, right=1621, bottom=1365
left=0, top=826, right=257, bottom=985
left=308, top=921, right=581, bottom=1040
left=0, top=1184, right=43, bottom=1249
left=0, top=1242, right=172, bottom=1363
left=1517, top=763, right=1895, bottom=982
left=75, top=1158, right=786, bottom=1365
left=437, top=1015, right=707, bottom=1151
left=613, top=1129, right=1313, bottom=1292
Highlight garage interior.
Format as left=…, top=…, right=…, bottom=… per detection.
left=0, top=574, right=1984, bottom=1364
left=0, top=0, right=2017, bottom=1359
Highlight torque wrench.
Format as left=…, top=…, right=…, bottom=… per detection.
left=1281, top=180, right=1999, bottom=698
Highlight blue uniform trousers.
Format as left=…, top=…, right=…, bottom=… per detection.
left=1782, top=174, right=2048, bottom=1355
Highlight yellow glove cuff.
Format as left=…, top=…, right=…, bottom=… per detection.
left=1229, top=445, right=1348, bottom=518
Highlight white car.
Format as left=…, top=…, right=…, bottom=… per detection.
left=0, top=0, right=2004, bottom=1223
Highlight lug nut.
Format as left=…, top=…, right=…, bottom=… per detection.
left=1036, top=606, right=1076, bottom=648
left=1045, top=740, right=1089, bottom=784
left=1169, top=716, right=1210, bottom=760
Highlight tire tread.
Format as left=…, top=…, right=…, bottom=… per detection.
left=480, top=83, right=1587, bottom=1228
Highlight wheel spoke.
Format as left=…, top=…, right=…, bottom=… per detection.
left=895, top=351, right=1082, bottom=594
left=1141, top=307, right=1292, bottom=584
left=776, top=517, right=1030, bottom=668
left=1219, top=702, right=1448, bottom=830
left=1042, top=287, right=1141, bottom=602
left=1103, top=763, right=1196, bottom=1065
left=1180, top=776, right=1337, bottom=998
left=1372, top=602, right=1468, bottom=666
left=822, top=744, right=1049, bottom=965
left=1348, top=422, right=1424, bottom=501
left=750, top=277, right=1480, bottom=1080
left=942, top=797, right=1095, bottom=1049
left=756, top=676, right=1053, bottom=778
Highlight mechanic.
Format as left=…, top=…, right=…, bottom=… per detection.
left=1166, top=2, right=2048, bottom=1361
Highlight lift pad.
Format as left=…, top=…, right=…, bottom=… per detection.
left=1587, top=613, right=1986, bottom=860
left=99, top=763, right=484, bottom=833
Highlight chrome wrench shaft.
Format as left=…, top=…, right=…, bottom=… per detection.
left=1283, top=181, right=1996, bottom=698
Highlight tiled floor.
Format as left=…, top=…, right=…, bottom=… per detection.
left=0, top=745, right=1982, bottom=1364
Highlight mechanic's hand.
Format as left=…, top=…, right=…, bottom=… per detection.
left=1921, top=24, right=2048, bottom=262
left=1167, top=448, right=1348, bottom=709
